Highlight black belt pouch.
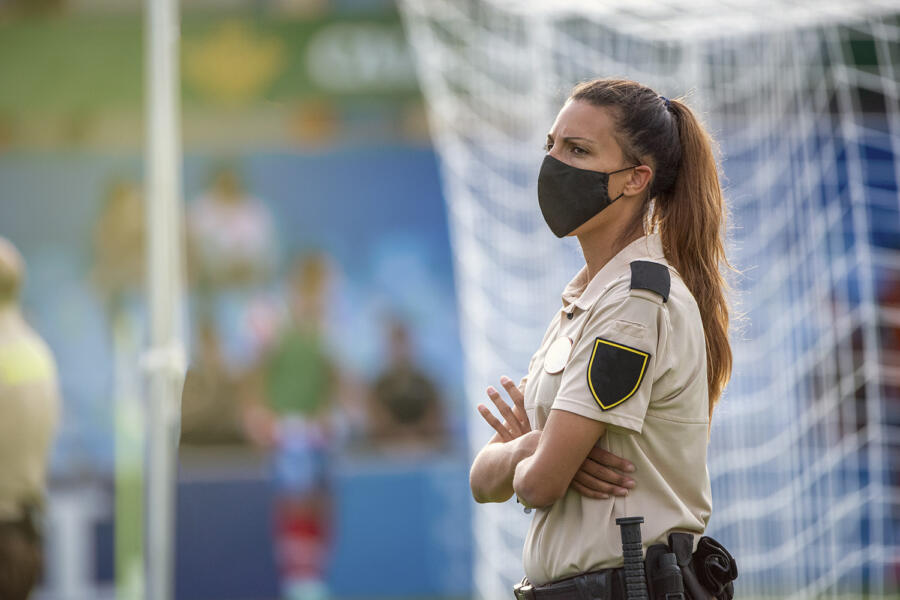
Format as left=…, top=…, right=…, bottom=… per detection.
left=667, top=533, right=711, bottom=600
left=691, top=536, right=737, bottom=600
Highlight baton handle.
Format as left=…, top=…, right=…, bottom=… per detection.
left=617, top=516, right=649, bottom=600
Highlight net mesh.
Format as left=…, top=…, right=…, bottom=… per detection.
left=398, top=2, right=900, bottom=598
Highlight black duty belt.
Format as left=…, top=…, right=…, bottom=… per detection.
left=514, top=568, right=625, bottom=600
left=513, top=520, right=737, bottom=600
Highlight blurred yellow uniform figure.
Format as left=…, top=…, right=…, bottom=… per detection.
left=0, top=238, right=60, bottom=600
left=520, top=232, right=711, bottom=586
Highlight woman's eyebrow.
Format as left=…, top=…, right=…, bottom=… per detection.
left=546, top=134, right=595, bottom=146
left=561, top=136, right=594, bottom=145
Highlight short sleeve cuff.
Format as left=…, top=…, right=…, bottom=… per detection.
left=552, top=397, right=645, bottom=434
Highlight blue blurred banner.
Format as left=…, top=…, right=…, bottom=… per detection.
left=174, top=454, right=472, bottom=599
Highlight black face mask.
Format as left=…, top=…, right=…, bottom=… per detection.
left=537, top=154, right=637, bottom=238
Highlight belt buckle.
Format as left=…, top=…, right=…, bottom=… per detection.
left=513, top=578, right=536, bottom=600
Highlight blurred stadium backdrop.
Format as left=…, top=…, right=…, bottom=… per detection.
left=0, top=0, right=897, bottom=599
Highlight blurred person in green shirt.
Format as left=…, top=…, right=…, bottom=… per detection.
left=243, top=253, right=337, bottom=600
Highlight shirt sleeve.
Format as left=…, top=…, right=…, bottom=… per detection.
left=552, top=283, right=667, bottom=434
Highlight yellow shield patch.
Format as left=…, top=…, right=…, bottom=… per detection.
left=586, top=337, right=650, bottom=411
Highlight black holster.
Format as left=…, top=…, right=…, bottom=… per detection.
left=645, top=543, right=685, bottom=600
left=667, top=533, right=712, bottom=600
left=645, top=533, right=736, bottom=600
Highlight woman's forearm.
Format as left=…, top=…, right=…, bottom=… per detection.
left=514, top=410, right=609, bottom=509
left=470, top=430, right=541, bottom=503
left=512, top=454, right=555, bottom=509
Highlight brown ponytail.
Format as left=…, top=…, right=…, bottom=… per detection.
left=655, top=98, right=732, bottom=420
left=570, top=79, right=733, bottom=421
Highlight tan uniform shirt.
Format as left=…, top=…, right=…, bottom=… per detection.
left=0, top=309, right=60, bottom=521
left=521, top=233, right=712, bottom=586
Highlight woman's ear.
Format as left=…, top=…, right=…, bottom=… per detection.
left=624, top=165, right=653, bottom=198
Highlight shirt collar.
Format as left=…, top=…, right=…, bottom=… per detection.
left=561, top=232, right=667, bottom=311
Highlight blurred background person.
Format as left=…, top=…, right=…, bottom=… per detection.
left=0, top=237, right=60, bottom=600
left=180, top=318, right=246, bottom=446
left=368, top=318, right=448, bottom=452
left=188, top=164, right=277, bottom=294
left=188, top=163, right=281, bottom=373
left=91, top=178, right=145, bottom=320
left=244, top=252, right=339, bottom=600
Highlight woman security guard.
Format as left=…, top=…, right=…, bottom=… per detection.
left=470, top=78, right=737, bottom=600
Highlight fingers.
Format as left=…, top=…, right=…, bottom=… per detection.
left=571, top=470, right=630, bottom=497
left=569, top=478, right=610, bottom=500
left=579, top=459, right=635, bottom=492
left=500, top=375, right=524, bottom=402
left=586, top=446, right=636, bottom=474
left=571, top=447, right=636, bottom=498
left=477, top=403, right=513, bottom=442
left=487, top=385, right=526, bottom=437
left=500, top=375, right=531, bottom=431
left=476, top=375, right=531, bottom=442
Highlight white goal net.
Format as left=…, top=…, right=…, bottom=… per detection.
left=398, top=2, right=900, bottom=598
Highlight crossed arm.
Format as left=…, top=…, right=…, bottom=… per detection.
left=470, top=376, right=635, bottom=508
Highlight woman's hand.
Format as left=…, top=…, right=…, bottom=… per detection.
left=569, top=446, right=636, bottom=499
left=477, top=375, right=531, bottom=442
left=476, top=376, right=635, bottom=500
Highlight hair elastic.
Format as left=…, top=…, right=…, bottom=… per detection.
left=659, top=95, right=671, bottom=109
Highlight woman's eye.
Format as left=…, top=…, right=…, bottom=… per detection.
left=571, top=146, right=587, bottom=155
left=543, top=142, right=553, bottom=152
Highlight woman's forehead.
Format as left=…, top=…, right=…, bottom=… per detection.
left=549, top=100, right=618, bottom=145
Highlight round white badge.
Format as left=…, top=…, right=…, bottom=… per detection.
left=543, top=336, right=573, bottom=374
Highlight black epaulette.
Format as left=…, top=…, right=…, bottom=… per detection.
left=630, top=260, right=670, bottom=302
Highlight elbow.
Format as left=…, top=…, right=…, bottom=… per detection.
left=469, top=469, right=489, bottom=504
left=470, top=482, right=490, bottom=504
left=469, top=462, right=507, bottom=504
left=513, top=466, right=566, bottom=509
left=515, top=483, right=560, bottom=510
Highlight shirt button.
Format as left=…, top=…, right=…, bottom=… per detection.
left=566, top=312, right=574, bottom=320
